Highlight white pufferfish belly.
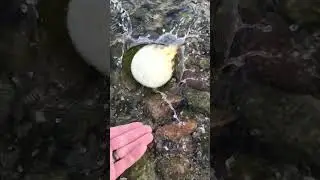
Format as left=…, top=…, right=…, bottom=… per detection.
left=131, top=45, right=175, bottom=88
left=67, top=0, right=109, bottom=75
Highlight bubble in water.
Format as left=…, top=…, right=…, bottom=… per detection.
left=262, top=25, right=273, bottom=32
left=289, top=24, right=299, bottom=32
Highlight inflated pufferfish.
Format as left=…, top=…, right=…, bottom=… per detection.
left=67, top=0, right=109, bottom=75
left=130, top=44, right=179, bottom=88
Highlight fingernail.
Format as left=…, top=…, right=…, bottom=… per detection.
left=149, top=134, right=154, bottom=141
left=131, top=122, right=143, bottom=125
left=144, top=125, right=152, bottom=132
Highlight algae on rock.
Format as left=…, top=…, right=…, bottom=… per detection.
left=123, top=151, right=156, bottom=180
left=280, top=0, right=320, bottom=27
left=185, top=88, right=210, bottom=114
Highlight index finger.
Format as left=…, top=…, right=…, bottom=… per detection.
left=110, top=122, right=143, bottom=139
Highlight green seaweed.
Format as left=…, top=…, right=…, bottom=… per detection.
left=124, top=151, right=156, bottom=180
left=120, top=44, right=147, bottom=91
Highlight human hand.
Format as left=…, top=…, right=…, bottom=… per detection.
left=110, top=122, right=153, bottom=180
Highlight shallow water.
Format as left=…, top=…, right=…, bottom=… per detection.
left=110, top=0, right=210, bottom=179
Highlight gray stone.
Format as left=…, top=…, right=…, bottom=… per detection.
left=185, top=89, right=210, bottom=114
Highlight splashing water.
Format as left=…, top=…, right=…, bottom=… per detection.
left=110, top=0, right=210, bottom=122
left=153, top=89, right=181, bottom=122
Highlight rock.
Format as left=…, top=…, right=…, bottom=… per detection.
left=156, top=155, right=193, bottom=180
left=145, top=93, right=184, bottom=121
left=211, top=109, right=237, bottom=129
left=124, top=151, right=156, bottom=180
left=24, top=170, right=68, bottom=180
left=213, top=0, right=241, bottom=67
left=184, top=89, right=210, bottom=114
left=215, top=73, right=320, bottom=178
left=0, top=0, right=21, bottom=26
left=227, top=155, right=314, bottom=180
left=155, top=119, right=197, bottom=141
left=0, top=77, right=15, bottom=125
left=181, top=70, right=210, bottom=91
left=227, top=13, right=320, bottom=95
left=199, top=58, right=210, bottom=70
left=244, top=55, right=320, bottom=95
left=155, top=136, right=195, bottom=154
left=229, top=13, right=293, bottom=57
left=280, top=0, right=320, bottom=27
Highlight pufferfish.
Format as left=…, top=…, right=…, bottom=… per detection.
left=130, top=44, right=179, bottom=89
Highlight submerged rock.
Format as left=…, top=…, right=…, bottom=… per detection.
left=155, top=119, right=197, bottom=141
left=227, top=12, right=320, bottom=95
left=184, top=89, right=210, bottom=114
left=280, top=0, right=320, bottom=27
left=124, top=151, right=156, bottom=180
left=144, top=93, right=184, bottom=122
left=226, top=155, right=315, bottom=180
left=24, top=170, right=68, bottom=180
left=0, top=76, right=15, bottom=125
left=156, top=155, right=193, bottom=180
left=212, top=0, right=320, bottom=179
left=213, top=71, right=320, bottom=178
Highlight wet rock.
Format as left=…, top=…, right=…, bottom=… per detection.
left=144, top=93, right=184, bottom=121
left=213, top=0, right=320, bottom=179
left=124, top=151, right=156, bottom=180
left=244, top=55, right=320, bottom=95
left=0, top=77, right=15, bottom=125
left=155, top=119, right=197, bottom=141
left=211, top=109, right=237, bottom=129
left=213, top=0, right=241, bottom=68
left=156, top=155, right=193, bottom=180
left=181, top=70, right=210, bottom=91
left=238, top=0, right=265, bottom=24
left=226, top=155, right=315, bottom=180
left=0, top=0, right=22, bottom=26
left=217, top=73, right=320, bottom=178
left=229, top=13, right=293, bottom=57
left=24, top=170, right=68, bottom=180
left=280, top=0, right=320, bottom=27
left=155, top=135, right=195, bottom=154
left=184, top=89, right=210, bottom=114
left=16, top=122, right=32, bottom=138
left=0, top=30, right=34, bottom=72
left=227, top=13, right=320, bottom=95
left=199, top=58, right=210, bottom=70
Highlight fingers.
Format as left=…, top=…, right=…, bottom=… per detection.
left=114, top=145, right=148, bottom=178
left=116, top=133, right=153, bottom=159
left=110, top=122, right=143, bottom=139
left=110, top=125, right=152, bottom=151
